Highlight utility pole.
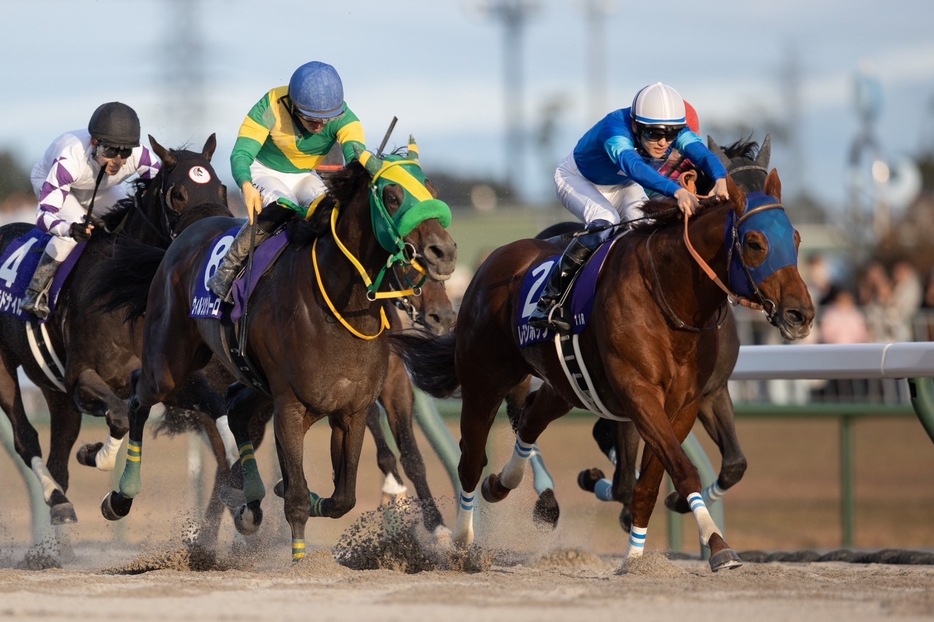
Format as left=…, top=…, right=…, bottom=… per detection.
left=584, top=0, right=612, bottom=123
left=479, top=0, right=540, bottom=196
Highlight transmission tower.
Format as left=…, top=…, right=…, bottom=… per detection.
left=161, top=0, right=207, bottom=145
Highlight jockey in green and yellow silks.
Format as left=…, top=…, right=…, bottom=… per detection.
left=209, top=61, right=367, bottom=301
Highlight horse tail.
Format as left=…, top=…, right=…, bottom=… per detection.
left=83, top=238, right=166, bottom=323
left=389, top=330, right=460, bottom=398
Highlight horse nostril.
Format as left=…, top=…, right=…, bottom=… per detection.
left=785, top=309, right=804, bottom=326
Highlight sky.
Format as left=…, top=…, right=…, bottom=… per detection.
left=1, top=0, right=932, bottom=212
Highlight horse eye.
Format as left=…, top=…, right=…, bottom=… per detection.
left=745, top=237, right=765, bottom=252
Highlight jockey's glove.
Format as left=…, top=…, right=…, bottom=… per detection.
left=241, top=181, right=263, bottom=224
left=69, top=222, right=93, bottom=243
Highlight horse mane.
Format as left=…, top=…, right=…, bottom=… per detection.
left=286, top=161, right=368, bottom=246
left=631, top=197, right=682, bottom=230
left=721, top=136, right=760, bottom=161
left=97, top=178, right=150, bottom=232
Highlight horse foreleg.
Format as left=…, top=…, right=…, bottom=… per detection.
left=318, top=407, right=367, bottom=519
left=274, top=399, right=311, bottom=561
left=71, top=369, right=129, bottom=471
left=665, top=388, right=746, bottom=513
left=101, top=393, right=153, bottom=521
left=453, top=389, right=507, bottom=548
left=382, top=390, right=449, bottom=539
left=366, top=403, right=407, bottom=504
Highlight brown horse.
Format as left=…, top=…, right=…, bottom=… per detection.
left=580, top=135, right=774, bottom=528
left=0, top=135, right=228, bottom=529
left=394, top=173, right=813, bottom=571
left=99, top=144, right=457, bottom=561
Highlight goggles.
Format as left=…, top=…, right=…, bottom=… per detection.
left=293, top=107, right=341, bottom=125
left=639, top=125, right=683, bottom=142
left=97, top=144, right=133, bottom=159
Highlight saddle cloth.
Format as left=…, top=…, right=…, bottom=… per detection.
left=0, top=229, right=86, bottom=323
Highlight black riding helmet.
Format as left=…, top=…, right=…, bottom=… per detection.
left=88, top=102, right=140, bottom=148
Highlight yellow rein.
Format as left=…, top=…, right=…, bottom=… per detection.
left=311, top=206, right=426, bottom=340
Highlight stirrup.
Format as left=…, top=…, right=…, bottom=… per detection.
left=529, top=303, right=571, bottom=333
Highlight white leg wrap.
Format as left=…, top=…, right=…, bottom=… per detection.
left=453, top=490, right=476, bottom=547
left=214, top=416, right=240, bottom=468
left=702, top=481, right=726, bottom=506
left=95, top=435, right=125, bottom=471
left=30, top=456, right=63, bottom=501
left=381, top=472, right=408, bottom=496
left=627, top=525, right=647, bottom=558
left=500, top=438, right=533, bottom=489
left=688, top=492, right=721, bottom=545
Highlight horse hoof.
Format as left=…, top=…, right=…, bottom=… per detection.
left=577, top=467, right=605, bottom=493
left=664, top=490, right=691, bottom=514
left=618, top=506, right=633, bottom=533
left=48, top=490, right=74, bottom=520
left=433, top=525, right=453, bottom=549
left=219, top=485, right=247, bottom=509
left=480, top=473, right=509, bottom=503
left=50, top=502, right=78, bottom=525
left=234, top=501, right=263, bottom=536
left=532, top=489, right=559, bottom=530
left=76, top=442, right=104, bottom=468
left=273, top=479, right=285, bottom=498
left=709, top=547, right=743, bottom=572
left=100, top=491, right=132, bottom=521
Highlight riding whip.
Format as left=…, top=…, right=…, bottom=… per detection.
left=238, top=223, right=257, bottom=357
left=376, top=116, right=398, bottom=157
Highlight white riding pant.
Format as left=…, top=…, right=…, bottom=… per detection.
left=553, top=152, right=648, bottom=226
left=41, top=186, right=126, bottom=261
left=248, top=160, right=327, bottom=211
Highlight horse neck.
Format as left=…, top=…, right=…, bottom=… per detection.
left=668, top=203, right=732, bottom=321
left=122, top=182, right=173, bottom=247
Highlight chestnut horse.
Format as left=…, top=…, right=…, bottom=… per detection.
left=99, top=145, right=457, bottom=561
left=581, top=135, right=774, bottom=528
left=394, top=173, right=813, bottom=571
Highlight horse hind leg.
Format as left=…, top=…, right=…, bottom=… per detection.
left=225, top=384, right=271, bottom=537
left=72, top=369, right=130, bottom=471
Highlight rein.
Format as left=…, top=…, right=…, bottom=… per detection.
left=311, top=205, right=426, bottom=340
left=681, top=201, right=788, bottom=321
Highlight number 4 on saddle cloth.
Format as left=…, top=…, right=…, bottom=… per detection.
left=191, top=225, right=289, bottom=324
left=516, top=236, right=619, bottom=348
left=0, top=229, right=85, bottom=323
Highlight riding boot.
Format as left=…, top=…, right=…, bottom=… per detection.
left=528, top=220, right=614, bottom=333
left=207, top=222, right=273, bottom=301
left=527, top=238, right=594, bottom=333
left=21, top=252, right=63, bottom=320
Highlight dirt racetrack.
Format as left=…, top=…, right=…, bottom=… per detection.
left=2, top=414, right=933, bottom=621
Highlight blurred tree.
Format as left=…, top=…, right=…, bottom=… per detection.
left=0, top=149, right=32, bottom=201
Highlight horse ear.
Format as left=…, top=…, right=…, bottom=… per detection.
left=727, top=175, right=746, bottom=217
left=756, top=134, right=771, bottom=169
left=707, top=135, right=730, bottom=168
left=354, top=145, right=382, bottom=177
left=149, top=134, right=176, bottom=168
left=764, top=168, right=782, bottom=200
left=202, top=133, right=217, bottom=161
left=407, top=135, right=419, bottom=161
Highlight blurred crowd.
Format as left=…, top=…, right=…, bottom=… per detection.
left=733, top=253, right=934, bottom=404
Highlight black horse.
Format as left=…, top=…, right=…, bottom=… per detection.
left=98, top=143, right=458, bottom=560
left=0, top=134, right=229, bottom=529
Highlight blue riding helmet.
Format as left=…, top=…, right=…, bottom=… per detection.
left=288, top=61, right=345, bottom=119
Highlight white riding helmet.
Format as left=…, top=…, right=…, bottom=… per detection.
left=631, top=83, right=687, bottom=127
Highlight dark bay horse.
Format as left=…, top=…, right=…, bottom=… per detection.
left=99, top=144, right=457, bottom=561
left=394, top=174, right=813, bottom=571
left=0, top=135, right=228, bottom=527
